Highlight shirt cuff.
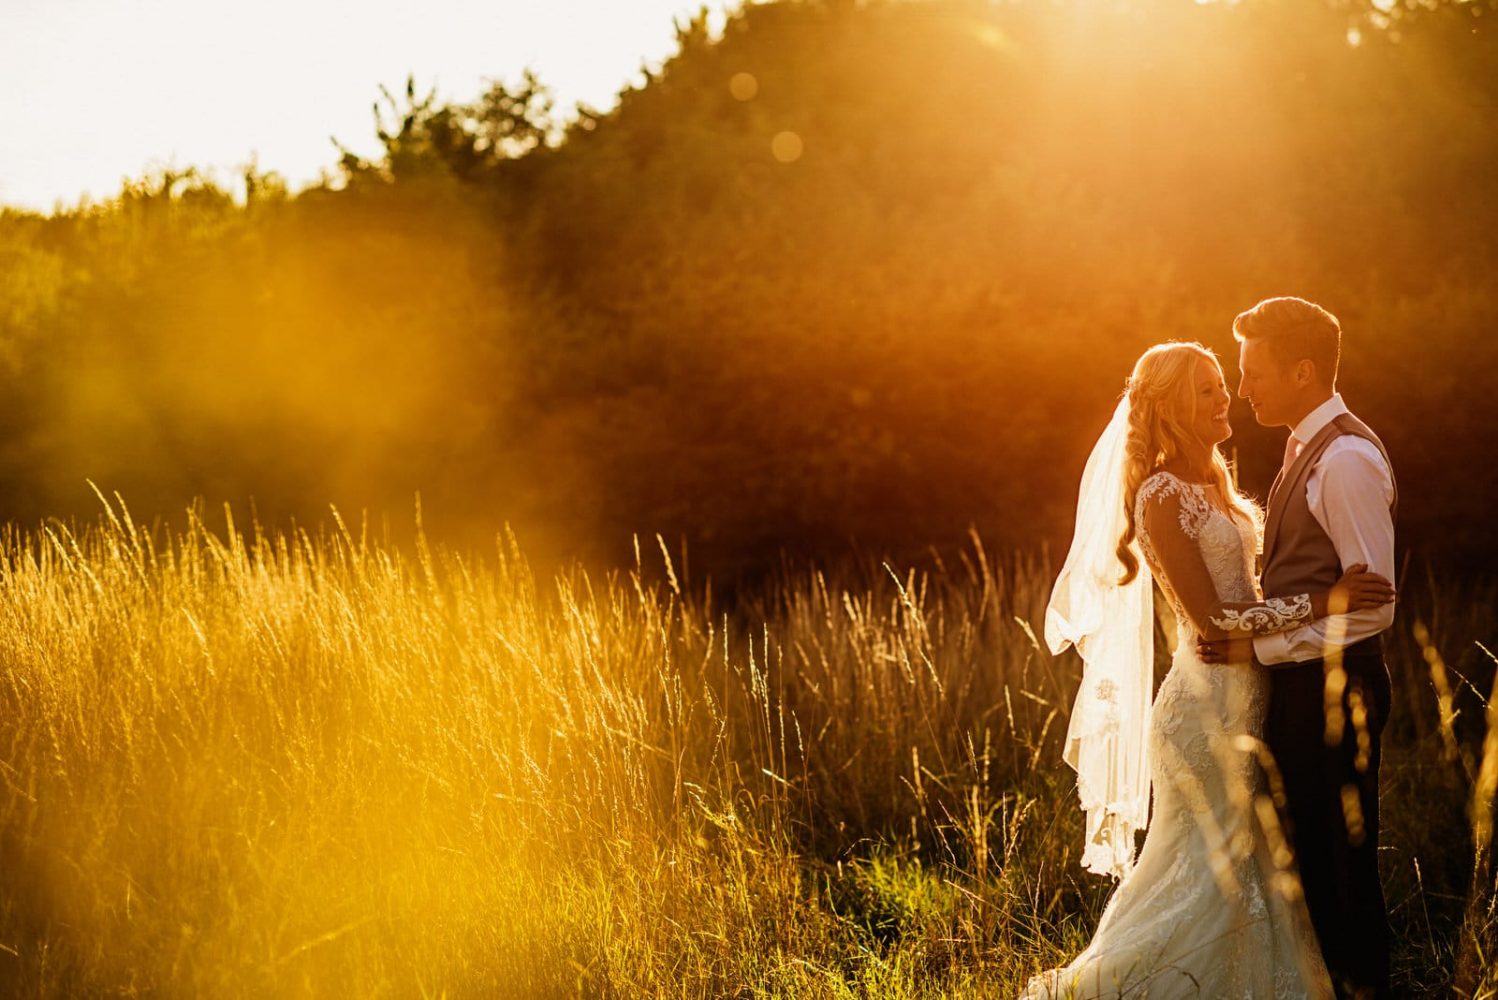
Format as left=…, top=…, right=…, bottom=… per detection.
left=1252, top=630, right=1296, bottom=666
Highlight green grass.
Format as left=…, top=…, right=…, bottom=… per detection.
left=0, top=497, right=1493, bottom=997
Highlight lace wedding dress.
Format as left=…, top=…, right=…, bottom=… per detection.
left=1022, top=471, right=1333, bottom=999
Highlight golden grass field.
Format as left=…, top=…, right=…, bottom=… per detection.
left=0, top=493, right=1494, bottom=997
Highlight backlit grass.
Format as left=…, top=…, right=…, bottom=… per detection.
left=0, top=496, right=1493, bottom=997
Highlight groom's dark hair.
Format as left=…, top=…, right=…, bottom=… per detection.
left=1232, top=296, right=1341, bottom=387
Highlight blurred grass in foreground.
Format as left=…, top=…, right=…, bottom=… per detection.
left=0, top=497, right=1494, bottom=997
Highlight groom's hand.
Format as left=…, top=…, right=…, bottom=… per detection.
left=1197, top=635, right=1259, bottom=666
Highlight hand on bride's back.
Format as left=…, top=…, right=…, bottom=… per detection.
left=1329, top=563, right=1396, bottom=612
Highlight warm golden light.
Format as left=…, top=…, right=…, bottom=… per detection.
left=0, top=0, right=735, bottom=211
left=971, top=22, right=1017, bottom=53
left=1, top=0, right=1494, bottom=993
left=771, top=129, right=803, bottom=162
left=729, top=71, right=758, bottom=101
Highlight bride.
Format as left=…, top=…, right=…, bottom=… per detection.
left=1022, top=342, right=1394, bottom=999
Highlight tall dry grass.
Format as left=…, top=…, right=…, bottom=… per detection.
left=0, top=495, right=1493, bottom=997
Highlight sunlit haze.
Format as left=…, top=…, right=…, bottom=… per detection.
left=0, top=0, right=734, bottom=212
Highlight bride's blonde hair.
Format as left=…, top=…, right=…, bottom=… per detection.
left=1115, top=341, right=1260, bottom=584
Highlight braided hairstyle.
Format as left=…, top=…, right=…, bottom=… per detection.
left=1115, top=342, right=1261, bottom=585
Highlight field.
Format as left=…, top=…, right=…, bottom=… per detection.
left=0, top=496, right=1494, bottom=997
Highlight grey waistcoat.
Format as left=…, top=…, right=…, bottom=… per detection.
left=1261, top=412, right=1398, bottom=599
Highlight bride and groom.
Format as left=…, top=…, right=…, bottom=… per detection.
left=1026, top=297, right=1398, bottom=999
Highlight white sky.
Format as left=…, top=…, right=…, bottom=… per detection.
left=0, top=0, right=735, bottom=212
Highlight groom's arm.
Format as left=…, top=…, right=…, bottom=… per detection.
left=1253, top=438, right=1396, bottom=666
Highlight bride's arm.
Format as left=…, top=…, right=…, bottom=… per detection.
left=1139, top=488, right=1383, bottom=640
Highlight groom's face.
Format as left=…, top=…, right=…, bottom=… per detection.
left=1236, top=338, right=1298, bottom=428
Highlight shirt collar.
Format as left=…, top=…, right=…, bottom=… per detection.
left=1289, top=392, right=1348, bottom=445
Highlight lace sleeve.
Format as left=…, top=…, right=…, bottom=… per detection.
left=1138, top=479, right=1313, bottom=640
left=1136, top=472, right=1213, bottom=540
left=1208, top=596, right=1311, bottom=633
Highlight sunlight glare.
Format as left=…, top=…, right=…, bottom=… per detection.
left=972, top=23, right=1017, bottom=54
left=771, top=131, right=803, bottom=163
left=729, top=72, right=759, bottom=101
left=0, top=0, right=738, bottom=212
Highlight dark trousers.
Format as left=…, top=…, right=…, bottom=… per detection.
left=1265, top=637, right=1392, bottom=1000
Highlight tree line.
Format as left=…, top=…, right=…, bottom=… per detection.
left=1, top=0, right=1495, bottom=582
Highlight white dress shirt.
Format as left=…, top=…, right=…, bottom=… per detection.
left=1252, top=393, right=1397, bottom=665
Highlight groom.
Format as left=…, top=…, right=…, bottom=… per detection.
left=1200, top=296, right=1397, bottom=1000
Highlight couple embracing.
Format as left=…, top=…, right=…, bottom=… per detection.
left=1026, top=297, right=1397, bottom=999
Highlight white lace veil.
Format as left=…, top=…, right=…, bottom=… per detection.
left=1044, top=394, right=1154, bottom=881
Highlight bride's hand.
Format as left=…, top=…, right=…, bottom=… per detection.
left=1196, top=634, right=1258, bottom=666
left=1322, top=563, right=1397, bottom=615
